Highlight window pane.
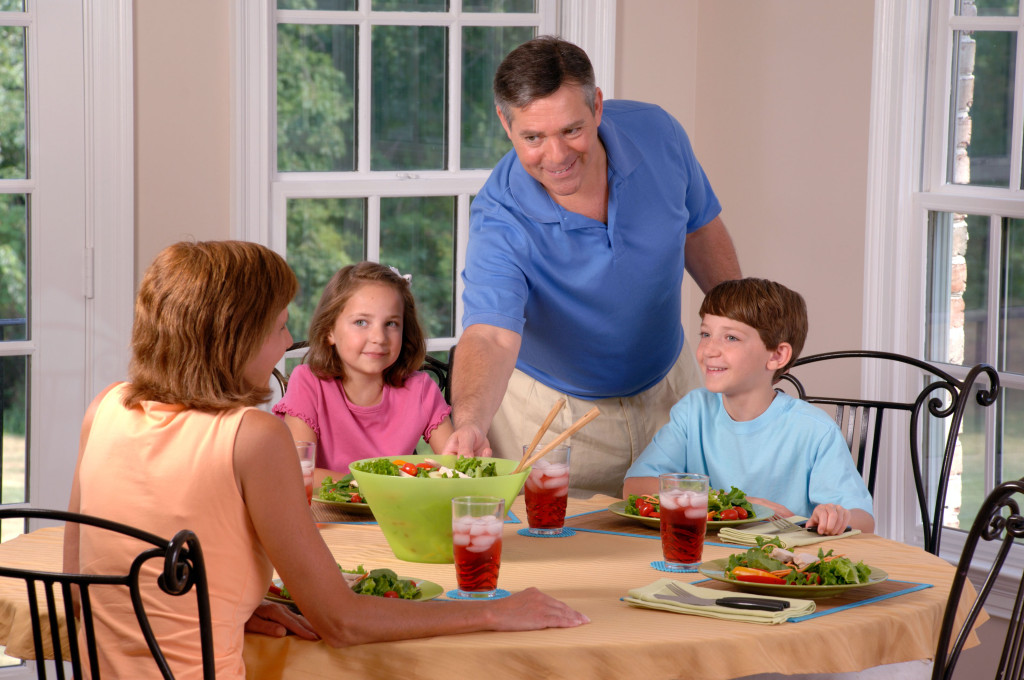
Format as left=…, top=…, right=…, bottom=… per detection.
left=0, top=26, right=27, bottom=179
left=0, top=354, right=26, bottom=505
left=372, top=0, right=447, bottom=10
left=278, top=0, right=357, bottom=8
left=372, top=26, right=447, bottom=170
left=0, top=1, right=24, bottom=12
left=379, top=196, right=455, bottom=339
left=953, top=380, right=998, bottom=532
left=462, top=26, right=533, bottom=168
left=949, top=30, right=1015, bottom=187
left=463, top=0, right=536, bottom=11
left=926, top=212, right=990, bottom=366
left=1001, top=219, right=1024, bottom=373
left=286, top=198, right=365, bottom=339
left=0, top=194, right=27, bottom=343
left=277, top=24, right=357, bottom=172
left=956, top=0, right=1019, bottom=16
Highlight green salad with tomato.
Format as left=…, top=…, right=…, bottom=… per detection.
left=625, top=486, right=756, bottom=521
left=270, top=565, right=420, bottom=600
left=725, top=536, right=872, bottom=586
left=319, top=474, right=363, bottom=503
left=351, top=456, right=498, bottom=479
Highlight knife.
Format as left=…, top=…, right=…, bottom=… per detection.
left=653, top=592, right=790, bottom=612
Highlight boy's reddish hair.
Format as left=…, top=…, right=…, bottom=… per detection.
left=699, top=278, right=808, bottom=381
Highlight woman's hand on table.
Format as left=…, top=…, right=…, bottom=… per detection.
left=488, top=588, right=590, bottom=630
left=246, top=602, right=320, bottom=641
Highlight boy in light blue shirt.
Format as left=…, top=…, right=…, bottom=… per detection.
left=623, top=278, right=874, bottom=535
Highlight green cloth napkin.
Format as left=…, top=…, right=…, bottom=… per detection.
left=718, top=516, right=861, bottom=548
left=623, top=579, right=815, bottom=624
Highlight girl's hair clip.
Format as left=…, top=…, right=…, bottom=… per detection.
left=387, top=265, right=413, bottom=283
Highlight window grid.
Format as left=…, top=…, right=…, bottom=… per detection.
left=271, top=1, right=554, bottom=351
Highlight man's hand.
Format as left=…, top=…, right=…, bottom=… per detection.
left=245, top=602, right=320, bottom=640
left=441, top=424, right=493, bottom=458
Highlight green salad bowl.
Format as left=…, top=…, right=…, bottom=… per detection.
left=350, top=454, right=529, bottom=563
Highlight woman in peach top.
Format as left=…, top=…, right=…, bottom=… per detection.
left=63, top=241, right=587, bottom=680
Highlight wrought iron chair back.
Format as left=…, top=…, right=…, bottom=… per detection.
left=272, top=340, right=455, bottom=405
left=0, top=508, right=214, bottom=680
left=931, top=479, right=1024, bottom=680
left=777, top=350, right=999, bottom=554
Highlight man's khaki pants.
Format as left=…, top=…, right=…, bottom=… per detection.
left=488, top=344, right=703, bottom=498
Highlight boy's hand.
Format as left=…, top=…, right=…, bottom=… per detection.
left=806, top=503, right=852, bottom=535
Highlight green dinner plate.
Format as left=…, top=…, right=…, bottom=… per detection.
left=265, top=576, right=443, bottom=605
left=606, top=500, right=772, bottom=530
left=311, top=495, right=374, bottom=515
left=697, top=557, right=889, bottom=599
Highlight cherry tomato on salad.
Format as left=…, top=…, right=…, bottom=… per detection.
left=735, top=507, right=748, bottom=520
left=649, top=511, right=660, bottom=518
left=383, top=590, right=399, bottom=598
left=349, top=493, right=362, bottom=503
left=720, top=507, right=740, bottom=521
left=635, top=499, right=653, bottom=517
left=400, top=463, right=419, bottom=476
left=416, top=462, right=435, bottom=469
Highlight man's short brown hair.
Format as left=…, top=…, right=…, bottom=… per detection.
left=493, top=35, right=596, bottom=124
left=124, top=240, right=298, bottom=411
left=699, top=278, right=808, bottom=381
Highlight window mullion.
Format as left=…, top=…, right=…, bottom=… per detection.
left=448, top=5, right=462, bottom=173
left=357, top=14, right=371, bottom=174
left=987, top=214, right=1002, bottom=493
left=366, top=195, right=380, bottom=263
left=1010, top=21, right=1024, bottom=190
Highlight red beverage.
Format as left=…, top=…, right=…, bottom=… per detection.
left=452, top=540, right=502, bottom=592
left=524, top=460, right=570, bottom=532
left=659, top=486, right=708, bottom=568
left=452, top=513, right=503, bottom=595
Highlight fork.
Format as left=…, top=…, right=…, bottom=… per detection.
left=766, top=514, right=803, bottom=533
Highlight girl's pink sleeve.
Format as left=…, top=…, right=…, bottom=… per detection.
left=271, top=365, right=323, bottom=439
left=415, top=373, right=451, bottom=441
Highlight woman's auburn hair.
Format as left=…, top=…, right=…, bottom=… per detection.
left=123, top=240, right=298, bottom=411
left=304, top=262, right=426, bottom=387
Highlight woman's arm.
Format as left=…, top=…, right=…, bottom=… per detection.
left=234, top=410, right=587, bottom=647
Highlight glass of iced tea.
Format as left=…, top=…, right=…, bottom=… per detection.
left=295, top=441, right=315, bottom=505
left=658, top=473, right=709, bottom=571
left=523, top=445, right=571, bottom=535
left=451, top=496, right=504, bottom=598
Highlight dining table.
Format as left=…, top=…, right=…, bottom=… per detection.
left=0, top=494, right=985, bottom=680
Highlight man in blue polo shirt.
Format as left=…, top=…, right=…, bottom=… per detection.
left=442, top=36, right=741, bottom=496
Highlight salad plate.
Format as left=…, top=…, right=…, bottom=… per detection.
left=311, top=495, right=374, bottom=515
left=606, top=501, right=772, bottom=530
left=697, top=557, right=888, bottom=599
left=265, top=576, right=443, bottom=604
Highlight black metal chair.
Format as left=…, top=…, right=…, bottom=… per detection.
left=777, top=350, right=1000, bottom=555
left=931, top=478, right=1024, bottom=679
left=272, top=340, right=455, bottom=405
left=0, top=508, right=214, bottom=679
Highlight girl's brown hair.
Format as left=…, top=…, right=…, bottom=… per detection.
left=304, top=262, right=426, bottom=386
left=124, top=240, right=298, bottom=411
left=699, top=278, right=808, bottom=381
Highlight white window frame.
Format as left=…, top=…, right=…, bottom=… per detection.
left=868, top=0, right=1024, bottom=615
left=230, top=0, right=616, bottom=352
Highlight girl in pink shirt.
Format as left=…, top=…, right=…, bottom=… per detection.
left=273, top=262, right=454, bottom=474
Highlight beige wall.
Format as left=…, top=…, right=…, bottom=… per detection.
left=134, top=0, right=232, bottom=285
left=617, top=1, right=873, bottom=376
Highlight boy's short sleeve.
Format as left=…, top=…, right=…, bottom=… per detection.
left=807, top=424, right=875, bottom=516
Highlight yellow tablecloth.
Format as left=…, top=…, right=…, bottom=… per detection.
left=0, top=496, right=986, bottom=680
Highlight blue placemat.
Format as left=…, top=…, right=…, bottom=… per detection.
left=516, top=527, right=576, bottom=538
left=650, top=560, right=699, bottom=573
left=505, top=510, right=522, bottom=525
left=445, top=588, right=511, bottom=600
